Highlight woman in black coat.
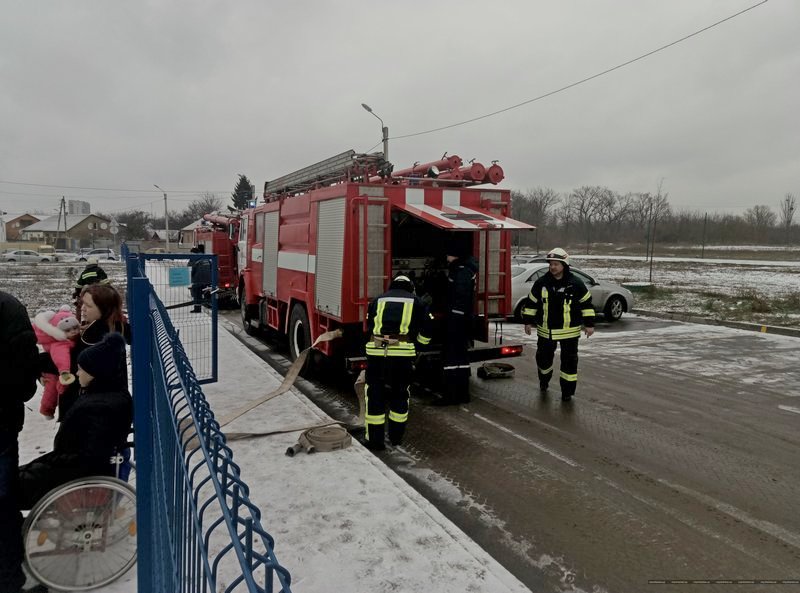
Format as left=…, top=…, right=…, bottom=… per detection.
left=58, top=284, right=130, bottom=419
left=19, top=333, right=132, bottom=510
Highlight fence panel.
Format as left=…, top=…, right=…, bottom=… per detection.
left=126, top=248, right=292, bottom=593
left=135, top=250, right=218, bottom=383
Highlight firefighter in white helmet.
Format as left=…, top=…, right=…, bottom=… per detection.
left=521, top=247, right=595, bottom=402
left=363, top=275, right=433, bottom=450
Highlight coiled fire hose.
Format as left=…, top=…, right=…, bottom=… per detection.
left=182, top=328, right=361, bottom=456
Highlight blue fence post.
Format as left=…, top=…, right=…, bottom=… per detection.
left=130, top=273, right=155, bottom=593
left=211, top=254, right=218, bottom=381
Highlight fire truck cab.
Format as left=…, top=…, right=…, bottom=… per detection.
left=194, top=212, right=240, bottom=306
left=238, top=150, right=533, bottom=374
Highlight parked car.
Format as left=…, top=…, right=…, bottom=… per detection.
left=55, top=248, right=79, bottom=260
left=74, top=248, right=117, bottom=261
left=511, top=253, right=548, bottom=265
left=510, top=263, right=634, bottom=322
left=2, top=249, right=57, bottom=263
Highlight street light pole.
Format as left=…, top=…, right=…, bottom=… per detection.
left=361, top=103, right=389, bottom=162
left=153, top=184, right=169, bottom=251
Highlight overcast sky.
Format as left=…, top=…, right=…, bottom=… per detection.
left=1, top=0, right=796, bottom=218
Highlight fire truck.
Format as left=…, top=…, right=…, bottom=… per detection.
left=194, top=212, right=240, bottom=306
left=237, top=150, right=533, bottom=373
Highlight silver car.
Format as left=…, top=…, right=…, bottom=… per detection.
left=2, top=249, right=56, bottom=263
left=74, top=248, right=117, bottom=262
left=511, top=263, right=634, bottom=322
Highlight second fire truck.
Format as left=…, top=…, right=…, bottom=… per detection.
left=237, top=150, right=533, bottom=373
left=194, top=212, right=240, bottom=306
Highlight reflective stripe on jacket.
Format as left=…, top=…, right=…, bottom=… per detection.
left=365, top=289, right=433, bottom=357
left=521, top=270, right=595, bottom=340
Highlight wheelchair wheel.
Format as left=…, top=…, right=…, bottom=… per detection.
left=23, top=477, right=137, bottom=591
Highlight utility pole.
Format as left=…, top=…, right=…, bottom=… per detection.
left=55, top=196, right=68, bottom=250
left=361, top=103, right=389, bottom=162
left=701, top=212, right=708, bottom=259
left=154, top=185, right=169, bottom=251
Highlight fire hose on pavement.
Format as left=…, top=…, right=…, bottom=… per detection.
left=182, top=328, right=362, bottom=456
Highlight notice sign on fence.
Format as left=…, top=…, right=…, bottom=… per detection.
left=169, top=267, right=191, bottom=287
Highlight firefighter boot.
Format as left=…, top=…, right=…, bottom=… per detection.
left=362, top=422, right=386, bottom=451
left=560, top=375, right=577, bottom=402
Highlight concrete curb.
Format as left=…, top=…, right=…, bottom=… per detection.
left=632, top=309, right=800, bottom=338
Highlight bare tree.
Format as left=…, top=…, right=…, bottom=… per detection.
left=185, top=193, right=225, bottom=222
left=778, top=193, right=796, bottom=231
left=646, top=180, right=670, bottom=262
left=596, top=191, right=632, bottom=230
left=743, top=204, right=777, bottom=242
left=567, top=186, right=608, bottom=254
left=511, top=188, right=560, bottom=252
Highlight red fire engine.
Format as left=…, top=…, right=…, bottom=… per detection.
left=194, top=212, right=240, bottom=306
left=237, top=150, right=533, bottom=373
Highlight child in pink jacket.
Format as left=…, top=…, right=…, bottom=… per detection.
left=32, top=306, right=80, bottom=419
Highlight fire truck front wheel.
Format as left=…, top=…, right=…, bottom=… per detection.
left=240, top=287, right=257, bottom=336
left=288, top=303, right=311, bottom=362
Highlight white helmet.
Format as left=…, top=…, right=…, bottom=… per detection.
left=545, top=247, right=570, bottom=267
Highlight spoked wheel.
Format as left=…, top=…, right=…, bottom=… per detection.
left=23, top=477, right=137, bottom=591
left=604, top=295, right=625, bottom=322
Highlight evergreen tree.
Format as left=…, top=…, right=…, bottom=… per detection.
left=231, top=174, right=253, bottom=211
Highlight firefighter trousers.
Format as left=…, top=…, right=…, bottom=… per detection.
left=441, top=313, right=471, bottom=404
left=364, top=356, right=413, bottom=448
left=536, top=336, right=579, bottom=398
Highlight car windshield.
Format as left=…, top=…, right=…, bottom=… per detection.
left=511, top=266, right=528, bottom=277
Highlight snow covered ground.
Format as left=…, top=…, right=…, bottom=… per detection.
left=17, top=315, right=533, bottom=593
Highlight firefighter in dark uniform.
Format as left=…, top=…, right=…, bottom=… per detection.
left=435, top=240, right=478, bottom=406
left=72, top=257, right=109, bottom=313
left=364, top=275, right=433, bottom=450
left=189, top=245, right=212, bottom=313
left=521, top=247, right=595, bottom=402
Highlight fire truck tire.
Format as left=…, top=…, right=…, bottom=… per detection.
left=240, top=286, right=257, bottom=336
left=288, top=304, right=311, bottom=362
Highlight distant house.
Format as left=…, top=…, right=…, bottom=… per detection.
left=21, top=214, right=113, bottom=247
left=179, top=219, right=205, bottom=245
left=1, top=212, right=41, bottom=241
left=143, top=227, right=181, bottom=243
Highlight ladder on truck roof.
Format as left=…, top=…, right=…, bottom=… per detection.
left=263, top=150, right=389, bottom=200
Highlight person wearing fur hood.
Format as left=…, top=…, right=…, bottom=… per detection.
left=32, top=306, right=80, bottom=419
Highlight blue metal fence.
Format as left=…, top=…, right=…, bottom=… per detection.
left=136, top=251, right=219, bottom=384
left=125, top=247, right=293, bottom=593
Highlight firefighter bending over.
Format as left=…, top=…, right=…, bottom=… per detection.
left=363, top=275, right=433, bottom=450
left=521, top=248, right=595, bottom=402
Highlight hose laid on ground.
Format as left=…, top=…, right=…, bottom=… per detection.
left=216, top=328, right=343, bottom=428
left=182, top=328, right=354, bottom=455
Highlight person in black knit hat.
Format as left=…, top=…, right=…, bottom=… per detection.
left=18, top=333, right=132, bottom=510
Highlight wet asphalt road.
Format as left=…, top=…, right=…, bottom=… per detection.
left=222, top=312, right=800, bottom=593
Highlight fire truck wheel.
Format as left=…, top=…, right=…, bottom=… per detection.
left=240, top=287, right=257, bottom=336
left=288, top=304, right=311, bottom=362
